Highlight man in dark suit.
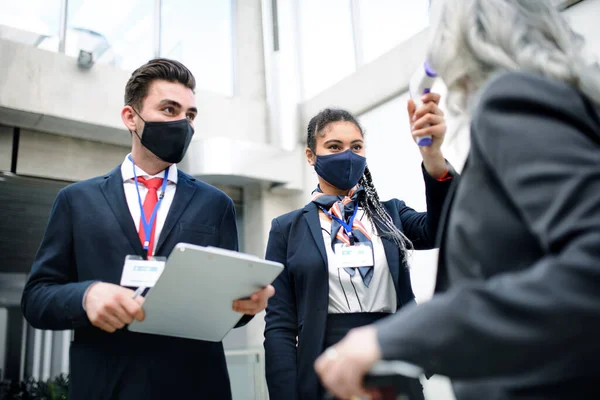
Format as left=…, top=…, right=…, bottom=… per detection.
left=21, top=58, right=274, bottom=400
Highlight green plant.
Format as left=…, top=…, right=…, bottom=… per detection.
left=0, top=374, right=69, bottom=400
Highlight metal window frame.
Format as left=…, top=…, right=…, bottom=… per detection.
left=230, top=0, right=238, bottom=96
left=58, top=0, right=68, bottom=53
left=349, top=0, right=364, bottom=69
left=154, top=0, right=162, bottom=57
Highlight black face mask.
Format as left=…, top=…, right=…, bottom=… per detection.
left=314, top=149, right=367, bottom=191
left=132, top=109, right=194, bottom=164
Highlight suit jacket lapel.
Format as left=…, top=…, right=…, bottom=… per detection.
left=303, top=202, right=328, bottom=267
left=381, top=236, right=400, bottom=290
left=100, top=166, right=145, bottom=255
left=376, top=204, right=402, bottom=295
left=155, top=170, right=197, bottom=254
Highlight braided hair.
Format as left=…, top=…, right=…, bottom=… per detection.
left=307, top=109, right=412, bottom=258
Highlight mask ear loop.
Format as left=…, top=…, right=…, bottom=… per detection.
left=129, top=105, right=146, bottom=141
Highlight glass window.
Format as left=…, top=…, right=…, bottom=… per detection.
left=161, top=0, right=234, bottom=96
left=0, top=0, right=61, bottom=51
left=64, top=0, right=155, bottom=70
left=358, top=0, right=429, bottom=63
left=299, top=0, right=356, bottom=99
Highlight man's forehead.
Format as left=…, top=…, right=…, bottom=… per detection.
left=146, top=80, right=195, bottom=106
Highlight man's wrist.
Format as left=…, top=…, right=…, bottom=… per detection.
left=82, top=281, right=100, bottom=312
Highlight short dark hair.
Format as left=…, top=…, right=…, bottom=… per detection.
left=306, top=108, right=364, bottom=152
left=124, top=58, right=196, bottom=111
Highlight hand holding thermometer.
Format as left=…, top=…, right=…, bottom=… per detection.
left=408, top=61, right=438, bottom=147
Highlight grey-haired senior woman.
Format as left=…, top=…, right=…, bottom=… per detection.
left=315, top=0, right=600, bottom=399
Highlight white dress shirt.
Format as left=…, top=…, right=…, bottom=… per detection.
left=82, top=155, right=178, bottom=310
left=120, top=154, right=178, bottom=256
left=320, top=208, right=398, bottom=314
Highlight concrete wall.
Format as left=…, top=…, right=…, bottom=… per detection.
left=234, top=0, right=267, bottom=102
left=0, top=39, right=129, bottom=145
left=0, top=125, right=12, bottom=171
left=0, top=37, right=269, bottom=147
left=16, top=129, right=128, bottom=181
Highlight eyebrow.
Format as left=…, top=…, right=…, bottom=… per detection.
left=159, top=99, right=198, bottom=114
left=323, top=139, right=364, bottom=144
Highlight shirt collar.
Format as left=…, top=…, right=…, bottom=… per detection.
left=121, top=153, right=178, bottom=184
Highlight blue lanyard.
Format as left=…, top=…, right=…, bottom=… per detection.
left=319, top=204, right=358, bottom=238
left=129, top=156, right=169, bottom=250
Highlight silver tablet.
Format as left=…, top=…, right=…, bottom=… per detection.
left=129, top=242, right=283, bottom=342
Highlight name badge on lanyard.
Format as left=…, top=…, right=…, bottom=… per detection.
left=334, top=242, right=375, bottom=269
left=120, top=256, right=166, bottom=287
left=129, top=155, right=169, bottom=257
left=319, top=204, right=375, bottom=269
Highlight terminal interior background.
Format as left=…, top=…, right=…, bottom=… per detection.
left=0, top=0, right=598, bottom=398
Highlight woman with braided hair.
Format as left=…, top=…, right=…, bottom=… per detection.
left=264, top=93, right=454, bottom=399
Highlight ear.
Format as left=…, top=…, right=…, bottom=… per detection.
left=121, top=105, right=138, bottom=132
left=305, top=148, right=316, bottom=166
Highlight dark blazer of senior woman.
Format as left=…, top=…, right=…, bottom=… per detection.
left=315, top=0, right=600, bottom=399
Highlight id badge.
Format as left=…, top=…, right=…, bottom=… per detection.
left=334, top=243, right=374, bottom=269
left=120, top=255, right=166, bottom=287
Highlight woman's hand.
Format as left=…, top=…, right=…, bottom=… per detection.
left=407, top=92, right=448, bottom=179
left=315, top=326, right=382, bottom=399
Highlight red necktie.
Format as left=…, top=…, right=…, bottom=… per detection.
left=136, top=177, right=164, bottom=258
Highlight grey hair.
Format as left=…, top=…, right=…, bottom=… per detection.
left=427, top=0, right=600, bottom=115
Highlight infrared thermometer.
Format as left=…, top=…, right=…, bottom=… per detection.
left=408, top=61, right=438, bottom=147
